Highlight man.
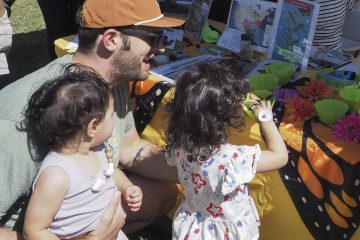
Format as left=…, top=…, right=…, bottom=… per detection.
left=0, top=0, right=184, bottom=239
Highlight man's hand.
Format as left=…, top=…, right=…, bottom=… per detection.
left=86, top=191, right=126, bottom=240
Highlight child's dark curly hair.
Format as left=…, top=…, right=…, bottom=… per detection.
left=24, top=64, right=112, bottom=150
left=166, top=61, right=251, bottom=162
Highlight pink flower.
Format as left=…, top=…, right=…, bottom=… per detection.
left=297, top=80, right=332, bottom=101
left=331, top=113, right=360, bottom=143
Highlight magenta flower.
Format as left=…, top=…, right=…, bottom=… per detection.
left=331, top=113, right=360, bottom=143
left=274, top=88, right=299, bottom=106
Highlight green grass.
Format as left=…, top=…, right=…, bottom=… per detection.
left=0, top=0, right=49, bottom=89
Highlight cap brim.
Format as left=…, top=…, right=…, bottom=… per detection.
left=141, top=16, right=185, bottom=28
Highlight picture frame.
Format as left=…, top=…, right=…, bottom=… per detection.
left=217, top=0, right=282, bottom=53
left=267, top=0, right=320, bottom=72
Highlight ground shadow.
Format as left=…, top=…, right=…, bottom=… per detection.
left=0, top=29, right=50, bottom=90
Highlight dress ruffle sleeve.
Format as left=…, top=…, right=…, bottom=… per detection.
left=219, top=144, right=261, bottom=195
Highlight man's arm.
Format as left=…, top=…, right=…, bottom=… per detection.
left=0, top=228, right=23, bottom=240
left=119, top=126, right=178, bottom=182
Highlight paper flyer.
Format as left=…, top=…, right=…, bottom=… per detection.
left=217, top=0, right=282, bottom=53
left=268, top=0, right=320, bottom=72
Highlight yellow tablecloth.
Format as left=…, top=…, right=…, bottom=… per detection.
left=55, top=36, right=360, bottom=240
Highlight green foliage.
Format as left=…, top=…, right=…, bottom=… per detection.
left=10, top=0, right=45, bottom=33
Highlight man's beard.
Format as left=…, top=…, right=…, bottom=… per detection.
left=109, top=49, right=150, bottom=86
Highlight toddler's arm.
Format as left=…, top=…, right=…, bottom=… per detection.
left=23, top=167, right=69, bottom=240
left=112, top=168, right=143, bottom=212
left=251, top=100, right=288, bottom=172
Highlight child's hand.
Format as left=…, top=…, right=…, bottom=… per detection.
left=124, top=185, right=143, bottom=212
left=245, top=97, right=273, bottom=122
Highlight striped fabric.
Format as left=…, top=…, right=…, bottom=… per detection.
left=312, top=0, right=354, bottom=50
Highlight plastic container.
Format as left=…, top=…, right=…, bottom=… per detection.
left=314, top=99, right=349, bottom=126
left=249, top=74, right=279, bottom=91
left=265, top=62, right=295, bottom=86
left=339, top=86, right=360, bottom=113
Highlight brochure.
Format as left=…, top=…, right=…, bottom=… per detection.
left=150, top=55, right=217, bottom=84
left=150, top=54, right=256, bottom=84
left=217, top=0, right=282, bottom=53
left=184, top=0, right=213, bottom=44
left=268, top=0, right=320, bottom=72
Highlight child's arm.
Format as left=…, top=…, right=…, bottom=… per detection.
left=112, top=168, right=143, bottom=212
left=23, top=167, right=70, bottom=240
left=252, top=100, right=289, bottom=172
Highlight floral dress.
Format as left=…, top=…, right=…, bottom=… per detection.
left=167, top=144, right=261, bottom=240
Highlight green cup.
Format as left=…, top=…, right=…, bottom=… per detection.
left=339, top=86, right=360, bottom=113
left=249, top=74, right=279, bottom=91
left=265, top=62, right=295, bottom=86
left=314, top=99, right=349, bottom=126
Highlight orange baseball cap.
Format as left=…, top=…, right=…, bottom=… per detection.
left=82, top=0, right=185, bottom=28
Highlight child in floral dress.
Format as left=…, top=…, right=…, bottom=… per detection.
left=165, top=62, right=288, bottom=240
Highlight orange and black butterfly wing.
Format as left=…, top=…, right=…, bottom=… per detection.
left=274, top=100, right=359, bottom=240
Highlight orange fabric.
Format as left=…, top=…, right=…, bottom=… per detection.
left=82, top=0, right=184, bottom=28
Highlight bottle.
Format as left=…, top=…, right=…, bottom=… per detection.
left=240, top=33, right=254, bottom=60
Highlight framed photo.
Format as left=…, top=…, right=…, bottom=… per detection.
left=184, top=0, right=213, bottom=44
left=217, top=0, right=282, bottom=53
left=268, top=0, right=320, bottom=72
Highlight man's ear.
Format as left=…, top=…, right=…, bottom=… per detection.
left=102, top=29, right=122, bottom=52
left=86, top=118, right=99, bottom=138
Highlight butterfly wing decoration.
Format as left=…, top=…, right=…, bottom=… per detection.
left=274, top=100, right=359, bottom=240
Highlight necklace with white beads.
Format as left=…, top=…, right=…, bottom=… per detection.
left=91, top=142, right=115, bottom=192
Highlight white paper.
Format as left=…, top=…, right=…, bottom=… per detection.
left=65, top=36, right=79, bottom=50
left=150, top=54, right=219, bottom=84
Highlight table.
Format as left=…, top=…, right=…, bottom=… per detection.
left=55, top=36, right=360, bottom=240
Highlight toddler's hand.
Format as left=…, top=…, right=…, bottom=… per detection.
left=245, top=97, right=273, bottom=122
left=124, top=185, right=143, bottom=212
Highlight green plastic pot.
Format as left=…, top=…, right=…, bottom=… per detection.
left=339, top=86, right=360, bottom=113
left=265, top=62, right=295, bottom=86
left=249, top=74, right=279, bottom=91
left=314, top=99, right=349, bottom=126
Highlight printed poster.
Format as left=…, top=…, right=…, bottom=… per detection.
left=217, top=0, right=282, bottom=53
left=268, top=0, right=320, bottom=72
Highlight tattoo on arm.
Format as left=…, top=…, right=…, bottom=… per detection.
left=131, top=144, right=149, bottom=168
